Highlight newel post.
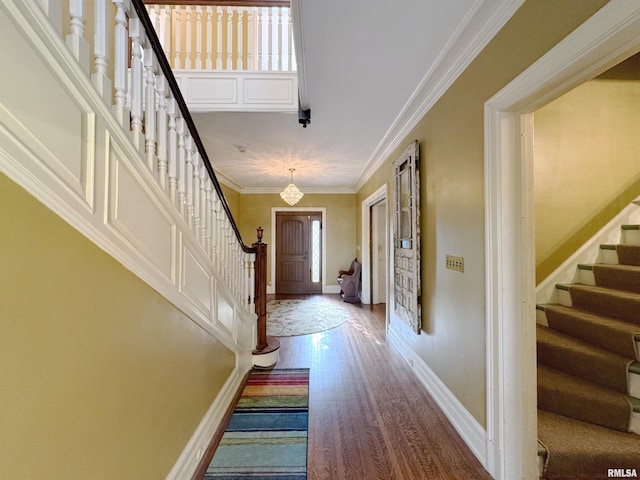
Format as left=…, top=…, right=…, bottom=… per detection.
left=251, top=226, right=280, bottom=368
left=253, top=226, right=268, bottom=350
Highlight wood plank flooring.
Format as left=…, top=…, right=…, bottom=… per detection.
left=275, top=294, right=492, bottom=480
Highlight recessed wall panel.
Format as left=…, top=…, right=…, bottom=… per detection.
left=108, top=149, right=175, bottom=282
left=181, top=243, right=213, bottom=316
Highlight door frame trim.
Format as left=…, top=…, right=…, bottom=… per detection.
left=484, top=3, right=640, bottom=478
left=269, top=207, right=327, bottom=294
left=361, top=184, right=388, bottom=305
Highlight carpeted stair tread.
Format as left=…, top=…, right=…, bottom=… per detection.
left=568, top=284, right=640, bottom=326
left=543, top=304, right=640, bottom=360
left=592, top=263, right=640, bottom=294
left=617, top=244, right=640, bottom=266
left=537, top=325, right=632, bottom=393
left=537, top=365, right=632, bottom=432
left=538, top=409, right=640, bottom=479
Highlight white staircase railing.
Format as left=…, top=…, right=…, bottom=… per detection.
left=1, top=0, right=261, bottom=353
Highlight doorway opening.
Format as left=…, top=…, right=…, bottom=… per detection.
left=484, top=4, right=640, bottom=478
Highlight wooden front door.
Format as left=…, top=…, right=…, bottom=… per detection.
left=276, top=212, right=322, bottom=294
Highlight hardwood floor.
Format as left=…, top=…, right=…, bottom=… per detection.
left=275, top=294, right=492, bottom=480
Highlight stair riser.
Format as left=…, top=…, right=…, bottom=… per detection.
left=593, top=268, right=640, bottom=294
left=622, top=228, right=640, bottom=246
left=631, top=372, right=640, bottom=399
left=598, top=247, right=619, bottom=264
left=571, top=291, right=640, bottom=326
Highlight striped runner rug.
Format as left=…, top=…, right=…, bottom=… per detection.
left=204, top=368, right=309, bottom=479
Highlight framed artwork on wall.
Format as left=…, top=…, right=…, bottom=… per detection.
left=393, top=140, right=421, bottom=334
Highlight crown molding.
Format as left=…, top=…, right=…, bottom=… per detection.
left=353, top=0, right=525, bottom=192
left=241, top=186, right=355, bottom=195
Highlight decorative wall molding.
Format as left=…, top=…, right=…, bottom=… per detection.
left=353, top=0, right=525, bottom=191
left=175, top=70, right=298, bottom=112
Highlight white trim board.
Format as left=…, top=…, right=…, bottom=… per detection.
left=387, top=324, right=488, bottom=469
left=353, top=0, right=525, bottom=192
left=484, top=3, right=640, bottom=479
left=360, top=184, right=388, bottom=305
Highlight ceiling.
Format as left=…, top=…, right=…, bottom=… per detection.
left=190, top=0, right=503, bottom=194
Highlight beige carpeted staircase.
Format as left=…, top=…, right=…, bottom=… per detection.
left=536, top=223, right=640, bottom=479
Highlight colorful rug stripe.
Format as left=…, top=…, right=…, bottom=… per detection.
left=204, top=368, right=309, bottom=480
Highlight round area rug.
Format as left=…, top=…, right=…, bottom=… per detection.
left=266, top=298, right=350, bottom=336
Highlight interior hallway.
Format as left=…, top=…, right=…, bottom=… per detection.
left=275, top=294, right=492, bottom=480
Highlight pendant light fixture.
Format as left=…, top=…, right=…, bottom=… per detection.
left=280, top=168, right=304, bottom=206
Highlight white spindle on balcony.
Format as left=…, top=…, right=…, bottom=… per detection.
left=226, top=7, right=233, bottom=70
left=237, top=9, right=244, bottom=70
left=174, top=6, right=181, bottom=69
left=195, top=6, right=203, bottom=70
left=206, top=7, right=213, bottom=70
left=185, top=6, right=193, bottom=69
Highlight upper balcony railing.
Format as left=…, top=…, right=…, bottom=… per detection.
left=145, top=2, right=296, bottom=72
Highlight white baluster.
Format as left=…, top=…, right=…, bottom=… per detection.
left=288, top=9, right=294, bottom=71
left=92, top=0, right=111, bottom=103
left=212, top=197, right=221, bottom=270
left=257, top=8, right=264, bottom=71
left=185, top=6, right=192, bottom=69
left=205, top=180, right=213, bottom=258
left=247, top=8, right=256, bottom=71
left=206, top=6, right=213, bottom=70
left=200, top=165, right=208, bottom=246
left=185, top=136, right=195, bottom=229
left=216, top=7, right=223, bottom=70
left=248, top=252, right=255, bottom=310
left=226, top=7, right=233, bottom=69
left=237, top=9, right=244, bottom=70
left=192, top=151, right=201, bottom=235
left=150, top=5, right=159, bottom=33
left=277, top=7, right=283, bottom=71
left=66, top=0, right=90, bottom=73
left=37, top=0, right=62, bottom=36
left=157, top=75, right=168, bottom=191
left=129, top=17, right=144, bottom=152
left=195, top=6, right=203, bottom=70
left=163, top=6, right=171, bottom=59
left=174, top=6, right=182, bottom=69
left=112, top=0, right=130, bottom=126
left=267, top=7, right=273, bottom=71
left=144, top=47, right=157, bottom=173
left=167, top=97, right=178, bottom=203
left=177, top=117, right=187, bottom=217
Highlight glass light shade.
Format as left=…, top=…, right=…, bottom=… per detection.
left=280, top=183, right=304, bottom=206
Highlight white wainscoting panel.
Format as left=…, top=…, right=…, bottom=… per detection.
left=175, top=71, right=298, bottom=112
left=107, top=146, right=176, bottom=283
left=188, top=76, right=238, bottom=104
left=181, top=238, right=214, bottom=318
left=216, top=287, right=235, bottom=336
left=243, top=77, right=295, bottom=105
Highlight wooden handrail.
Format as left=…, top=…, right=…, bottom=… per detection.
left=132, top=0, right=255, bottom=253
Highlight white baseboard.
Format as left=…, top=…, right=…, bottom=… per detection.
left=165, top=367, right=246, bottom=480
left=387, top=325, right=488, bottom=470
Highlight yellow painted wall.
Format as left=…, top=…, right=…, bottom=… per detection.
left=534, top=76, right=640, bottom=281
left=220, top=181, right=241, bottom=220
left=237, top=193, right=356, bottom=288
left=0, top=173, right=236, bottom=479
left=356, top=0, right=608, bottom=426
